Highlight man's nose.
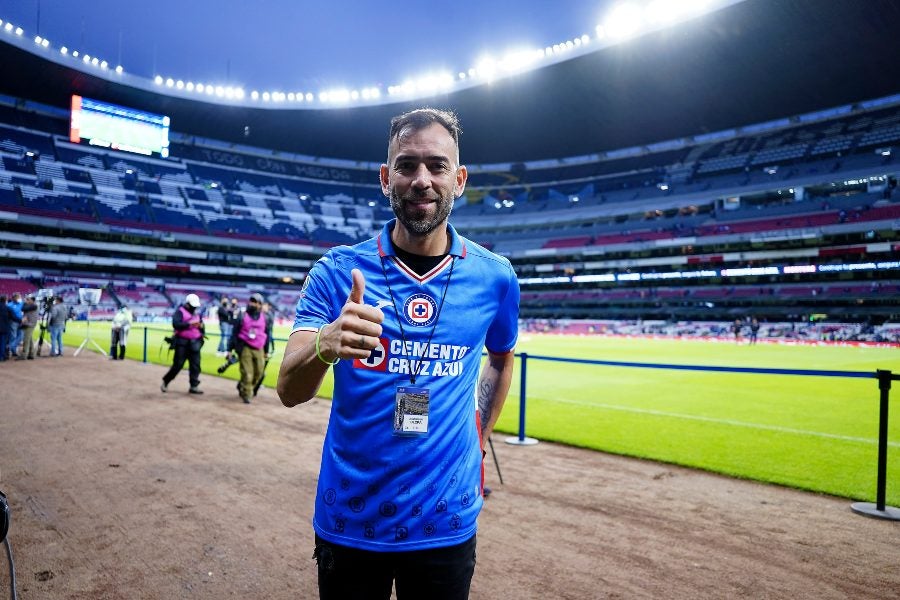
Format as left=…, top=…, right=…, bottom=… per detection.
left=411, top=163, right=431, bottom=189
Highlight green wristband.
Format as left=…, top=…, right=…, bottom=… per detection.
left=315, top=328, right=340, bottom=365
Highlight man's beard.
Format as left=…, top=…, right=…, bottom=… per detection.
left=389, top=188, right=454, bottom=236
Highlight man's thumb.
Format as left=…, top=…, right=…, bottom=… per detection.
left=348, top=269, right=365, bottom=304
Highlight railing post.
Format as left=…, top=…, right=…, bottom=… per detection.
left=506, top=352, right=538, bottom=446
left=142, top=327, right=148, bottom=364
left=851, top=369, right=900, bottom=520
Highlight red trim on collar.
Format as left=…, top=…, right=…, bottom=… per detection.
left=391, top=255, right=455, bottom=284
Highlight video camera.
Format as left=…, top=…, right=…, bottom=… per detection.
left=217, top=352, right=239, bottom=374
left=35, top=288, right=55, bottom=315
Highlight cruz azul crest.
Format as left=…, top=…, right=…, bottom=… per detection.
left=403, top=293, right=438, bottom=327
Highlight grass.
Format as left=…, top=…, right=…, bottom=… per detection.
left=60, top=322, right=900, bottom=504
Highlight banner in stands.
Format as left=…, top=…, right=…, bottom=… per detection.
left=170, top=144, right=371, bottom=183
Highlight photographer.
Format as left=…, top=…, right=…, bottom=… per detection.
left=228, top=293, right=267, bottom=404
left=109, top=304, right=133, bottom=360
left=160, top=294, right=205, bottom=395
left=17, top=295, right=38, bottom=360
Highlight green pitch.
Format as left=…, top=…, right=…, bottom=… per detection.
left=62, top=322, right=900, bottom=505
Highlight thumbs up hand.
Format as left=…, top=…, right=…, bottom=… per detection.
left=317, top=269, right=385, bottom=362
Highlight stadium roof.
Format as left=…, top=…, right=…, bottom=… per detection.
left=2, top=0, right=900, bottom=164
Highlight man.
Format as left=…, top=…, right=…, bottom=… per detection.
left=253, top=300, right=276, bottom=398
left=160, top=293, right=205, bottom=394
left=47, top=295, right=68, bottom=357
left=216, top=297, right=232, bottom=355
left=749, top=318, right=760, bottom=345
left=109, top=304, right=133, bottom=360
left=277, top=108, right=519, bottom=599
left=18, top=295, right=38, bottom=360
left=7, top=292, right=22, bottom=357
left=228, top=293, right=268, bottom=404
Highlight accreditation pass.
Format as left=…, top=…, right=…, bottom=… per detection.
left=393, top=386, right=430, bottom=436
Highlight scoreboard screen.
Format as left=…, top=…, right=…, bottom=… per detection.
left=70, top=95, right=170, bottom=158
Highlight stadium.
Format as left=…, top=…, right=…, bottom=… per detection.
left=1, top=0, right=899, bottom=598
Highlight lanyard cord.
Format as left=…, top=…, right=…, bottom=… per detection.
left=379, top=255, right=456, bottom=385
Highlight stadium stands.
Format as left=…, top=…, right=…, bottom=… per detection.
left=0, top=91, right=898, bottom=331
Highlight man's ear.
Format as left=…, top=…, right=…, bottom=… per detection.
left=454, top=165, right=468, bottom=197
left=380, top=164, right=391, bottom=197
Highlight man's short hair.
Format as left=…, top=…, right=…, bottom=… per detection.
left=388, top=108, right=461, bottom=159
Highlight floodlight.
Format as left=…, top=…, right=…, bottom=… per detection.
left=176, top=80, right=184, bottom=89
left=72, top=50, right=79, bottom=57
left=115, top=65, right=123, bottom=74
left=604, top=3, right=643, bottom=40
left=4, top=23, right=12, bottom=32
left=205, top=85, right=214, bottom=95
left=646, top=0, right=682, bottom=24
left=196, top=83, right=205, bottom=92
left=350, top=90, right=359, bottom=100
left=165, top=78, right=174, bottom=87
left=60, top=46, right=68, bottom=54
left=91, top=57, right=99, bottom=66
left=100, top=60, right=107, bottom=69
left=15, top=27, right=22, bottom=35
left=304, top=93, right=313, bottom=102
left=215, top=86, right=224, bottom=97
left=83, top=54, right=91, bottom=63
left=34, top=35, right=42, bottom=44
left=186, top=81, right=194, bottom=91
left=154, top=75, right=163, bottom=85
left=251, top=90, right=259, bottom=100
left=475, top=57, right=497, bottom=81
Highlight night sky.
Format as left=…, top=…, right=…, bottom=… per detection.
left=1, top=0, right=620, bottom=92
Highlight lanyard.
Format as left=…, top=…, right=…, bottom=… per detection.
left=379, top=255, right=455, bottom=385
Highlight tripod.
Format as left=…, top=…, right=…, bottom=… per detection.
left=35, top=320, right=48, bottom=357
left=73, top=306, right=107, bottom=357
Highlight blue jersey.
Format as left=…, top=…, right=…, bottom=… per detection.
left=293, top=220, right=519, bottom=551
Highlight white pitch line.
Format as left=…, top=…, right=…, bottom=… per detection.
left=545, top=397, right=900, bottom=447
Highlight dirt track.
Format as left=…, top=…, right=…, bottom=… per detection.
left=1, top=350, right=898, bottom=599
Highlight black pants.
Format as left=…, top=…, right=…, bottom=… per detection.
left=314, top=534, right=476, bottom=600
left=162, top=340, right=201, bottom=387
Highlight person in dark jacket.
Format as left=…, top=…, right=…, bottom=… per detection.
left=216, top=297, right=231, bottom=355
left=160, top=294, right=205, bottom=394
left=0, top=295, right=20, bottom=362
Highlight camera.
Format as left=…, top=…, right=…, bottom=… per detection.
left=217, top=352, right=239, bottom=374
left=35, top=288, right=55, bottom=315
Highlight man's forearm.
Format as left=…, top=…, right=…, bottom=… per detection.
left=477, top=350, right=515, bottom=444
left=276, top=330, right=331, bottom=407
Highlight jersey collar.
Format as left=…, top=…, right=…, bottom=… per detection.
left=376, top=219, right=467, bottom=259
